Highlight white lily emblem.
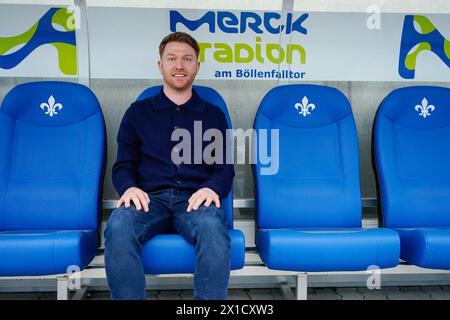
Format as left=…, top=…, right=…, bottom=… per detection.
left=415, top=97, right=435, bottom=118
left=294, top=96, right=316, bottom=117
left=40, top=95, right=63, bottom=117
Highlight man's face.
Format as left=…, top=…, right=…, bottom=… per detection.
left=158, top=41, right=200, bottom=92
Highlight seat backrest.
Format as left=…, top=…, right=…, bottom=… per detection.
left=253, top=84, right=362, bottom=229
left=136, top=85, right=234, bottom=228
left=374, top=86, right=450, bottom=228
left=0, top=81, right=106, bottom=230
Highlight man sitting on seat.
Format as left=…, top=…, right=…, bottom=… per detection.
left=105, top=32, right=234, bottom=300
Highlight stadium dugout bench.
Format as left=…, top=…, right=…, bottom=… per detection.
left=2, top=83, right=450, bottom=300
left=253, top=84, right=400, bottom=274
left=374, top=86, right=450, bottom=270
left=0, top=81, right=106, bottom=299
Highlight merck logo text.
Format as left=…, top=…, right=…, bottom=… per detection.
left=170, top=10, right=308, bottom=35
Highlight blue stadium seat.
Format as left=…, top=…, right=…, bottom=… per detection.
left=374, top=86, right=450, bottom=269
left=0, top=81, right=106, bottom=276
left=136, top=85, right=245, bottom=273
left=253, top=84, right=400, bottom=271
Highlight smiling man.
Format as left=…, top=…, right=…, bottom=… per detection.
left=104, top=32, right=234, bottom=300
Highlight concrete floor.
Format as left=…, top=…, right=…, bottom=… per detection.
left=1, top=286, right=450, bottom=300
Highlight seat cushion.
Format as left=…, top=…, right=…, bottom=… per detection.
left=257, top=228, right=400, bottom=271
left=0, top=230, right=98, bottom=276
left=141, top=229, right=245, bottom=274
left=396, top=228, right=450, bottom=269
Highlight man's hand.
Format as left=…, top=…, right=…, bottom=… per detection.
left=187, top=187, right=220, bottom=213
left=115, top=187, right=150, bottom=212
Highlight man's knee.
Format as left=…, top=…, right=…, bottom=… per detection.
left=105, top=205, right=136, bottom=237
left=195, top=205, right=228, bottom=229
left=194, top=206, right=229, bottom=246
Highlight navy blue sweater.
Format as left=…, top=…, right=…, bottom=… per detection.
left=112, top=88, right=234, bottom=199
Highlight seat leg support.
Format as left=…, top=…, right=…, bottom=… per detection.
left=296, top=273, right=308, bottom=300
left=57, top=276, right=69, bottom=300
left=278, top=281, right=295, bottom=300
left=72, top=286, right=88, bottom=300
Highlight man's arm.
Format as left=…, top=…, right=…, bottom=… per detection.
left=112, top=107, right=149, bottom=212
left=188, top=111, right=235, bottom=212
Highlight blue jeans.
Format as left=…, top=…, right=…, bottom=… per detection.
left=104, top=188, right=231, bottom=300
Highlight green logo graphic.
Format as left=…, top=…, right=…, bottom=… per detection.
left=0, top=8, right=77, bottom=75
left=399, top=15, right=450, bottom=79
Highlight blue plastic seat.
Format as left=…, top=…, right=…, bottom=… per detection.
left=253, top=84, right=400, bottom=272
left=0, top=81, right=106, bottom=276
left=135, top=85, right=245, bottom=274
left=374, top=86, right=450, bottom=269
